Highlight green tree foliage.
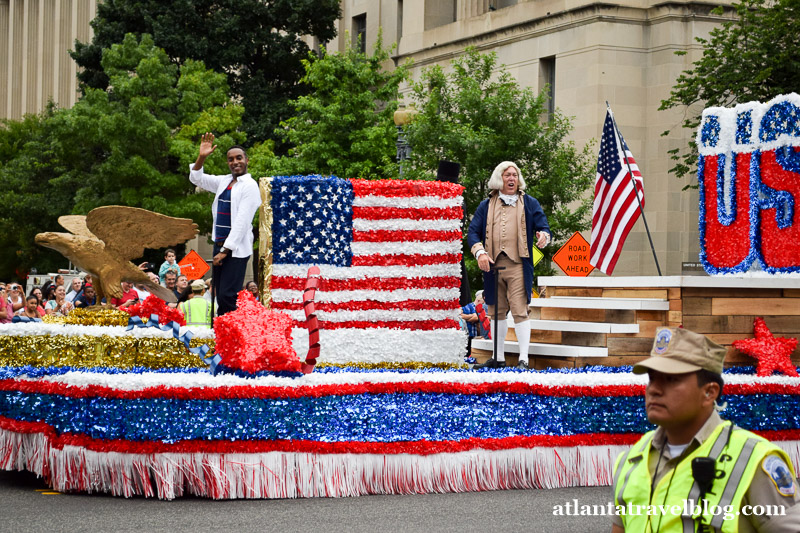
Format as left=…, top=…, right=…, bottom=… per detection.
left=275, top=36, right=410, bottom=179
left=71, top=0, right=341, bottom=145
left=403, top=47, right=595, bottom=282
left=660, top=0, right=800, bottom=181
left=0, top=107, right=66, bottom=278
left=0, top=34, right=260, bottom=280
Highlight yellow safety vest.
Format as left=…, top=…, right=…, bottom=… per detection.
left=179, top=297, right=211, bottom=327
left=613, top=421, right=795, bottom=532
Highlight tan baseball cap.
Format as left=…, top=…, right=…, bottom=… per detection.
left=633, top=327, right=727, bottom=375
left=190, top=279, right=206, bottom=292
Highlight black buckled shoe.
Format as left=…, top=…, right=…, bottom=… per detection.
left=474, top=358, right=505, bottom=369
left=517, top=360, right=529, bottom=370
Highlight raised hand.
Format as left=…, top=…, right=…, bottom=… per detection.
left=193, top=132, right=217, bottom=170
left=198, top=132, right=217, bottom=158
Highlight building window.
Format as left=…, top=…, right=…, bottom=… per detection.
left=424, top=0, right=455, bottom=30
left=353, top=14, right=366, bottom=53
left=539, top=56, right=556, bottom=121
left=397, top=0, right=404, bottom=40
left=492, top=0, right=519, bottom=9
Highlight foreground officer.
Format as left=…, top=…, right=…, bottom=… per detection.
left=612, top=327, right=800, bottom=532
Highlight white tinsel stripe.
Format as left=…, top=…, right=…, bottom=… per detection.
left=0, top=322, right=215, bottom=340
left=697, top=93, right=800, bottom=156
left=29, top=366, right=661, bottom=392
left=351, top=240, right=462, bottom=256
left=0, top=427, right=636, bottom=500
left=353, top=196, right=462, bottom=209
left=271, top=288, right=461, bottom=304
left=281, top=308, right=460, bottom=323
left=21, top=365, right=800, bottom=395
left=352, top=219, right=462, bottom=232
left=291, top=327, right=465, bottom=365
left=271, top=264, right=461, bottom=279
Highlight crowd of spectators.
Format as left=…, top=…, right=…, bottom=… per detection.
left=2, top=254, right=261, bottom=325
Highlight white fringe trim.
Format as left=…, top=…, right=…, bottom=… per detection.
left=0, top=427, right=629, bottom=500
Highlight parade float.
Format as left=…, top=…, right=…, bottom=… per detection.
left=2, top=96, right=800, bottom=499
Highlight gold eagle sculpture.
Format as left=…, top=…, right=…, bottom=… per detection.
left=35, top=206, right=199, bottom=303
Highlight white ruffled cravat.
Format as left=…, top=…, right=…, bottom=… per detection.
left=499, top=193, right=518, bottom=206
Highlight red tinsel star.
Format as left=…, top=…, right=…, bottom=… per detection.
left=213, top=290, right=301, bottom=374
left=732, top=317, right=798, bottom=377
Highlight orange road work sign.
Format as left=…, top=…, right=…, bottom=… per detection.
left=552, top=232, right=595, bottom=277
left=178, top=250, right=210, bottom=280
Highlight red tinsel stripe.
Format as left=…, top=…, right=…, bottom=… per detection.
left=351, top=180, right=464, bottom=199
left=271, top=276, right=461, bottom=291
left=352, top=206, right=463, bottom=220
left=723, top=383, right=800, bottom=395
left=0, top=378, right=645, bottom=401
left=351, top=254, right=461, bottom=267
left=272, top=299, right=459, bottom=312
left=308, top=319, right=459, bottom=330
left=0, top=416, right=640, bottom=455
left=352, top=230, right=463, bottom=242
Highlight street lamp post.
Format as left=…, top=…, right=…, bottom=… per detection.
left=393, top=105, right=417, bottom=177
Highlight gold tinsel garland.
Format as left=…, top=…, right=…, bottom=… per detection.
left=4, top=307, right=212, bottom=369
left=0, top=334, right=213, bottom=369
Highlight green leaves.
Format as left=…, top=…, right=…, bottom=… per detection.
left=0, top=34, right=258, bottom=280
left=70, top=0, right=341, bottom=146
left=403, top=47, right=596, bottom=281
left=275, top=35, right=410, bottom=180
left=661, top=0, right=800, bottom=181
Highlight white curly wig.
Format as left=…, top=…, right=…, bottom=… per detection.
left=487, top=161, right=526, bottom=192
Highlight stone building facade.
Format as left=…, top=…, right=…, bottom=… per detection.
left=1, top=0, right=96, bottom=120
left=317, top=0, right=734, bottom=276
left=1, top=0, right=735, bottom=276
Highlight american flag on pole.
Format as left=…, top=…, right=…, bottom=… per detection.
left=268, top=176, right=467, bottom=366
left=590, top=110, right=645, bottom=275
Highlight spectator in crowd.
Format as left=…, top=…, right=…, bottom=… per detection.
left=0, top=285, right=11, bottom=323
left=7, top=283, right=24, bottom=313
left=179, top=280, right=212, bottom=327
left=42, top=284, right=57, bottom=305
left=163, top=271, right=177, bottom=290
left=16, top=295, right=43, bottom=319
left=54, top=274, right=64, bottom=287
left=176, top=275, right=189, bottom=298
left=74, top=284, right=97, bottom=308
left=65, top=277, right=84, bottom=303
left=159, top=248, right=181, bottom=284
left=202, top=278, right=214, bottom=304
left=45, top=285, right=73, bottom=316
left=28, top=287, right=46, bottom=316
left=110, top=281, right=139, bottom=310
left=245, top=280, right=259, bottom=300
left=461, top=290, right=489, bottom=356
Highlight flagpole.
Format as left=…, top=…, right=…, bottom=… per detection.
left=605, top=102, right=662, bottom=276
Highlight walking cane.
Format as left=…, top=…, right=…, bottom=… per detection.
left=210, top=262, right=216, bottom=329
left=490, top=265, right=506, bottom=366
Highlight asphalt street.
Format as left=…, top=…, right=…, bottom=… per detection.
left=0, top=469, right=613, bottom=533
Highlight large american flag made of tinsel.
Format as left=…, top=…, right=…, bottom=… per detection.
left=268, top=176, right=467, bottom=366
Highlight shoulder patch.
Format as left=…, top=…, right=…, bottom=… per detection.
left=762, top=455, right=797, bottom=497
